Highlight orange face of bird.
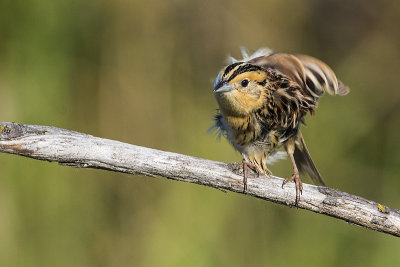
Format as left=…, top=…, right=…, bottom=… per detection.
left=214, top=63, right=268, bottom=117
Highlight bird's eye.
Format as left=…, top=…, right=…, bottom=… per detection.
left=241, top=79, right=249, bottom=87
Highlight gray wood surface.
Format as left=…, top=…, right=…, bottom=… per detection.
left=0, top=122, right=399, bottom=237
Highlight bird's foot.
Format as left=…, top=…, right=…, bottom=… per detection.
left=241, top=160, right=259, bottom=192
left=282, top=172, right=303, bottom=206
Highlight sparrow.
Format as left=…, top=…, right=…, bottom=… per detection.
left=212, top=48, right=349, bottom=204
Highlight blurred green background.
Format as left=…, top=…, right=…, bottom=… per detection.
left=1, top=0, right=400, bottom=266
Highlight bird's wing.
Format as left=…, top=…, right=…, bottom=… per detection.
left=248, top=53, right=349, bottom=97
left=295, top=54, right=349, bottom=96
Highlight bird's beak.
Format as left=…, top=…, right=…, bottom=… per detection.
left=214, top=84, right=233, bottom=93
left=213, top=71, right=233, bottom=93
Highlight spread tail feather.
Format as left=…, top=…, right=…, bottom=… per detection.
left=294, top=132, right=325, bottom=186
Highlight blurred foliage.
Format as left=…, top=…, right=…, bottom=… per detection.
left=1, top=0, right=400, bottom=266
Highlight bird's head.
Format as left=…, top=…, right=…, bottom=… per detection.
left=213, top=62, right=268, bottom=116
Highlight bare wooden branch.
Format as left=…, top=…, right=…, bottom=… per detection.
left=0, top=122, right=399, bottom=237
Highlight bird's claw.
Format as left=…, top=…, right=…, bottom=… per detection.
left=282, top=172, right=303, bottom=206
left=241, top=160, right=259, bottom=192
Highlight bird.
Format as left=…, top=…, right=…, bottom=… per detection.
left=212, top=48, right=349, bottom=205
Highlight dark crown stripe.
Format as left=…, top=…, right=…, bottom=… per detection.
left=223, top=62, right=242, bottom=76
left=226, top=64, right=262, bottom=82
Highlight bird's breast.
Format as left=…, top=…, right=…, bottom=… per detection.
left=224, top=115, right=261, bottom=147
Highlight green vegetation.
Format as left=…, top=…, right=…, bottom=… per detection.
left=0, top=0, right=399, bottom=266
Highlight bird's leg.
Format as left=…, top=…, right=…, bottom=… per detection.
left=241, top=159, right=259, bottom=192
left=282, top=144, right=303, bottom=205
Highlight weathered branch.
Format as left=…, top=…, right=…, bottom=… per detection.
left=0, top=122, right=399, bottom=237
